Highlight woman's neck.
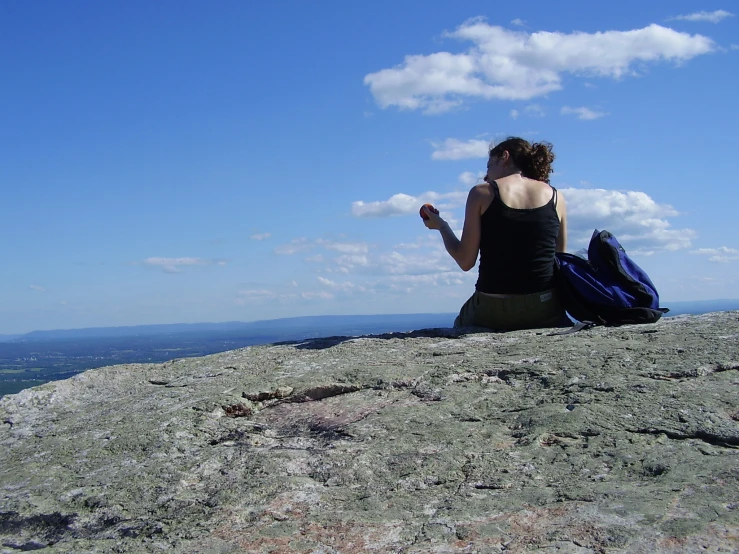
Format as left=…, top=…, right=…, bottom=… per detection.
left=497, top=170, right=524, bottom=181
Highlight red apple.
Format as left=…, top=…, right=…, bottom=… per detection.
left=419, top=203, right=439, bottom=220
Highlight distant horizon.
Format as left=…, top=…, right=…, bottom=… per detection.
left=5, top=312, right=455, bottom=336
left=3, top=297, right=738, bottom=338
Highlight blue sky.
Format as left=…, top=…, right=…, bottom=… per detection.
left=1, top=1, right=738, bottom=334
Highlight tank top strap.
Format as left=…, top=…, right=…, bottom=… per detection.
left=551, top=186, right=558, bottom=208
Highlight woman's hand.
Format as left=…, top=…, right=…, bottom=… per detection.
left=421, top=206, right=445, bottom=230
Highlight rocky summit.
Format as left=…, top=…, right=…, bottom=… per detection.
left=1, top=312, right=738, bottom=554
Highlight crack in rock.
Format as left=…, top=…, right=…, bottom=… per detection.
left=243, top=386, right=294, bottom=402
left=286, top=383, right=361, bottom=403
left=628, top=428, right=739, bottom=448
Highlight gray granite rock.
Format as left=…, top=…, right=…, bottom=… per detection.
left=1, top=312, right=738, bottom=553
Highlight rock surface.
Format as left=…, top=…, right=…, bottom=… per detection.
left=1, top=312, right=738, bottom=553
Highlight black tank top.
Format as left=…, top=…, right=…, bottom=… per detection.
left=476, top=181, right=560, bottom=294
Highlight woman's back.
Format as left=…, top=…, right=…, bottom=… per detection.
left=492, top=175, right=556, bottom=210
left=476, top=176, right=560, bottom=294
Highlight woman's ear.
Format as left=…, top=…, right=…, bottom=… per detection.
left=500, top=150, right=510, bottom=165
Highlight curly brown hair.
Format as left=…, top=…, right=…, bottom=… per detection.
left=489, top=137, right=555, bottom=183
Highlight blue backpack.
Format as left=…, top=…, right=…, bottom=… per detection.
left=554, top=229, right=668, bottom=331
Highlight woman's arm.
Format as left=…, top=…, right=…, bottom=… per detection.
left=424, top=187, right=482, bottom=271
left=555, top=191, right=567, bottom=253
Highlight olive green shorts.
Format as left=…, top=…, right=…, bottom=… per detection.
left=454, top=288, right=567, bottom=331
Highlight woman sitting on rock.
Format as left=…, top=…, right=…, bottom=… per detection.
left=422, top=136, right=568, bottom=330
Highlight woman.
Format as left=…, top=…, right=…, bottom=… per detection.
left=422, top=137, right=568, bottom=330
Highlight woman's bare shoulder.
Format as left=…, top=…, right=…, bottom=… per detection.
left=526, top=177, right=552, bottom=190
left=469, top=183, right=493, bottom=198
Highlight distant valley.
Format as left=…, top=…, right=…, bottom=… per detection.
left=2, top=300, right=738, bottom=398
left=0, top=313, right=455, bottom=398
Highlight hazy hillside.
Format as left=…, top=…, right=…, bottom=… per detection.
left=10, top=313, right=456, bottom=342
left=0, top=313, right=456, bottom=398
left=2, top=304, right=738, bottom=399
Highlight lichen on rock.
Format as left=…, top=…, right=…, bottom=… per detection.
left=1, top=312, right=738, bottom=553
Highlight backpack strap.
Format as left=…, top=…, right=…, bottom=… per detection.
left=548, top=321, right=596, bottom=336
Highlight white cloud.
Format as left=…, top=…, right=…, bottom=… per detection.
left=318, top=240, right=369, bottom=254
left=379, top=250, right=456, bottom=276
left=510, top=109, right=519, bottom=119
left=334, top=249, right=473, bottom=295
left=277, top=238, right=371, bottom=256
left=690, top=246, right=739, bottom=255
left=274, top=237, right=312, bottom=255
left=235, top=288, right=299, bottom=305
left=141, top=257, right=224, bottom=273
left=237, top=289, right=278, bottom=300
left=431, top=138, right=490, bottom=160
left=301, top=291, right=335, bottom=300
left=263, top=233, right=476, bottom=300
left=317, top=276, right=367, bottom=293
left=305, top=254, right=325, bottom=263
left=707, top=256, right=739, bottom=263
left=364, top=19, right=715, bottom=113
left=670, top=10, right=734, bottom=24
left=562, top=188, right=695, bottom=254
left=511, top=18, right=526, bottom=27
left=393, top=242, right=422, bottom=250
left=387, top=272, right=469, bottom=290
left=708, top=256, right=739, bottom=264
left=458, top=171, right=484, bottom=186
left=524, top=104, right=545, bottom=117
left=276, top=238, right=379, bottom=266
left=317, top=276, right=338, bottom=287
left=335, top=254, right=371, bottom=270
left=250, top=232, right=271, bottom=240
left=352, top=190, right=467, bottom=218
left=561, top=106, right=608, bottom=120
left=313, top=233, right=468, bottom=287
left=690, top=246, right=739, bottom=263
left=29, top=285, right=46, bottom=292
